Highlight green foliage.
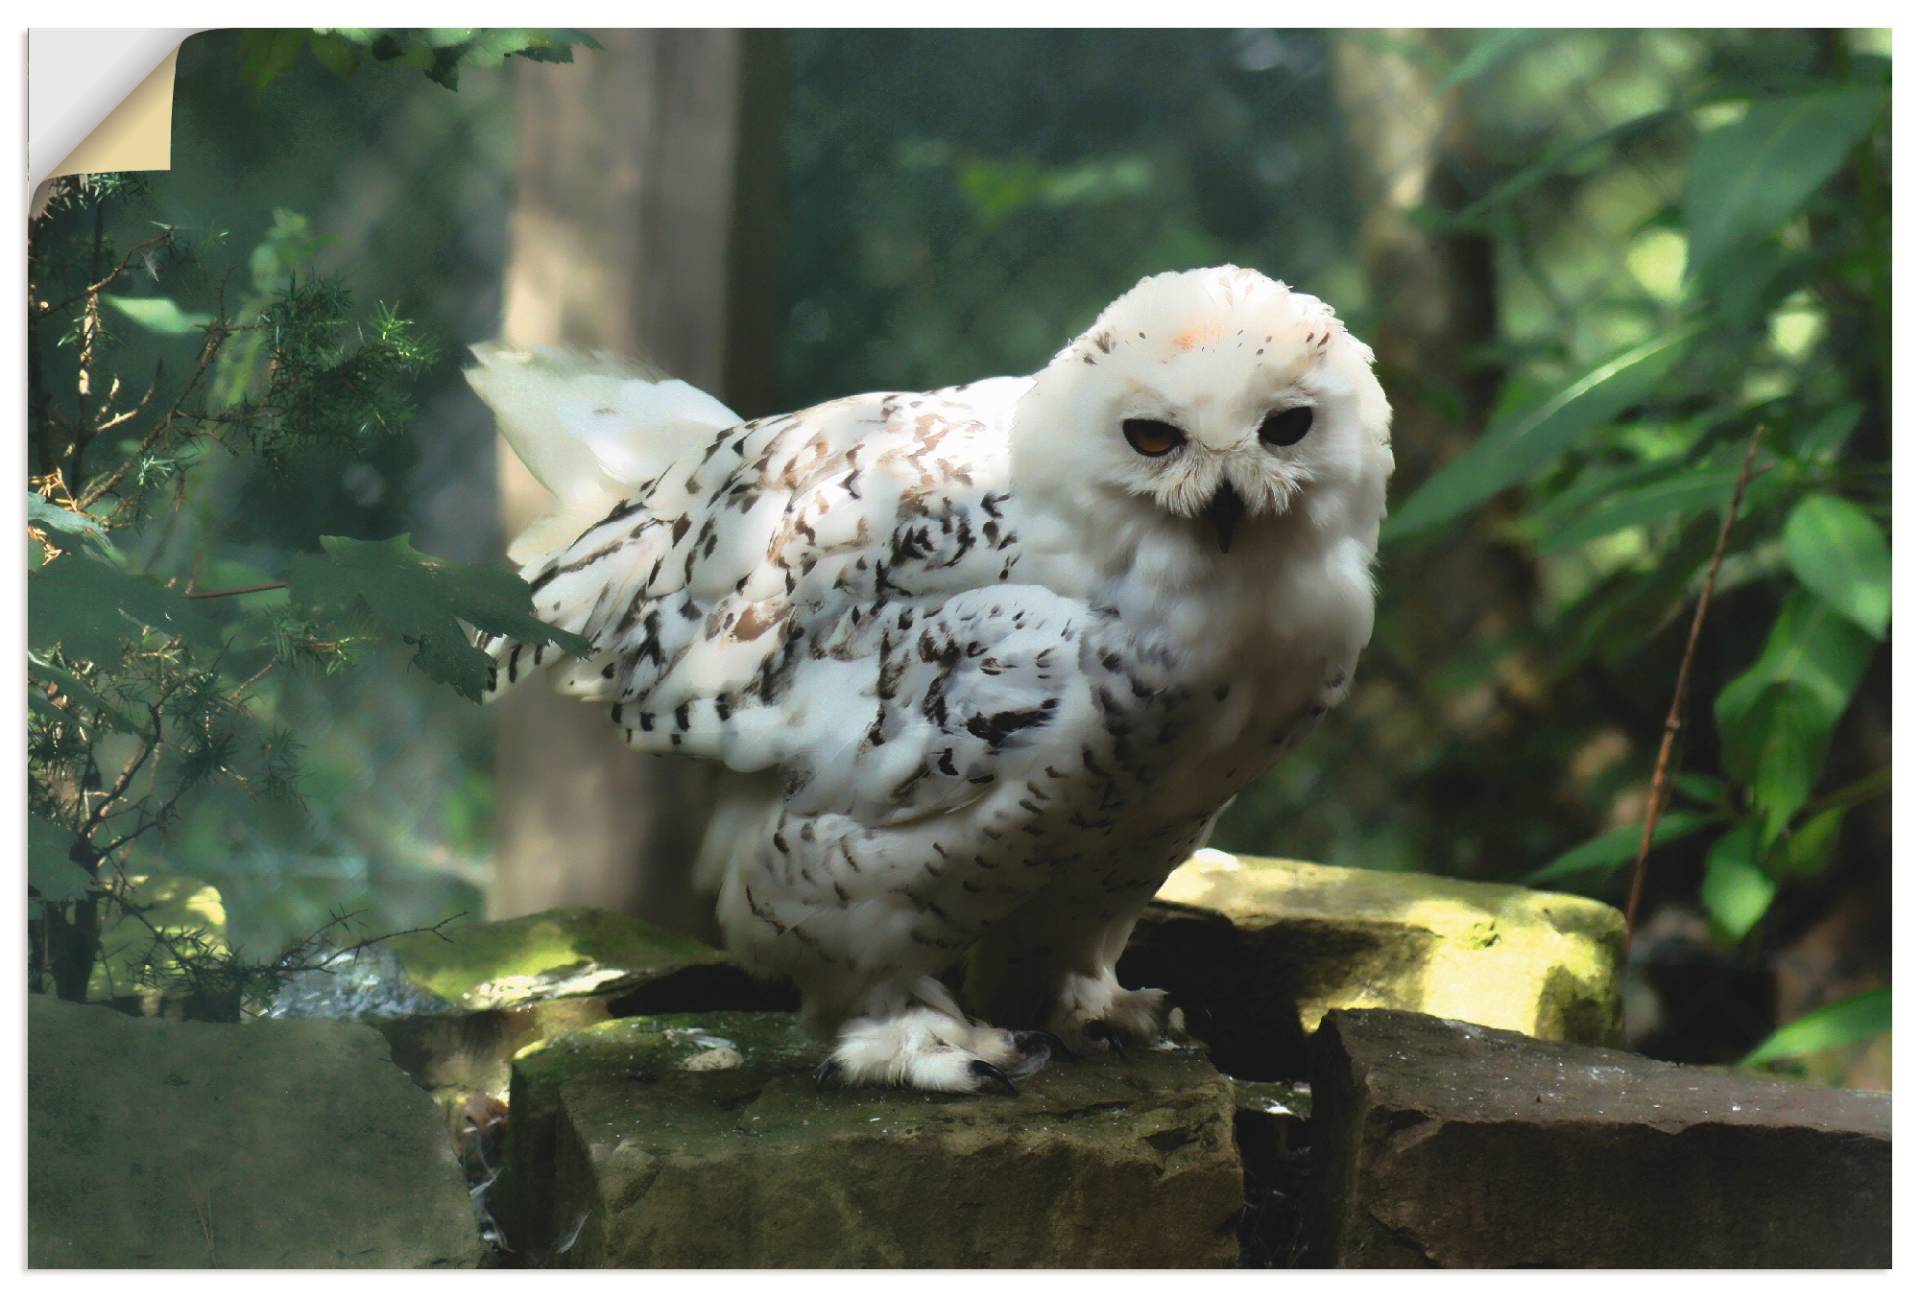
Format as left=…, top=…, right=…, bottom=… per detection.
left=1372, top=31, right=1890, bottom=1062
left=1683, top=91, right=1883, bottom=274
left=289, top=535, right=589, bottom=701
left=241, top=28, right=601, bottom=92
left=1385, top=323, right=1703, bottom=541
left=1744, top=989, right=1891, bottom=1067
left=26, top=171, right=573, bottom=1009
left=1780, top=494, right=1890, bottom=639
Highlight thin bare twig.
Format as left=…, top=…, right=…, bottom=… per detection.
left=1622, top=427, right=1767, bottom=945
left=184, top=581, right=288, bottom=600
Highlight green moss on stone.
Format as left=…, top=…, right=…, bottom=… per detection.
left=388, top=907, right=728, bottom=1009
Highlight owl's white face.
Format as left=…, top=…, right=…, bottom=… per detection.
left=1012, top=266, right=1393, bottom=561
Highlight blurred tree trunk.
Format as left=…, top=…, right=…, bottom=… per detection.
left=1336, top=30, right=1512, bottom=636
left=490, top=30, right=783, bottom=935
left=1330, top=32, right=1555, bottom=880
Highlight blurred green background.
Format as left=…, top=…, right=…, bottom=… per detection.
left=55, top=28, right=1891, bottom=1083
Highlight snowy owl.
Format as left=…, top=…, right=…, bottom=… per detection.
left=469, top=266, right=1393, bottom=1093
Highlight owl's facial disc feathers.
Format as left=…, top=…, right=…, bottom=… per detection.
left=1011, top=264, right=1393, bottom=566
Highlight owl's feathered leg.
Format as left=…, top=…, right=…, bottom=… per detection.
left=965, top=898, right=1176, bottom=1057
left=815, top=976, right=1055, bottom=1095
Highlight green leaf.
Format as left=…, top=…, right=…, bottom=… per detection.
left=1715, top=591, right=1876, bottom=738
left=28, top=554, right=220, bottom=663
left=1538, top=463, right=1746, bottom=551
left=29, top=814, right=92, bottom=902
left=287, top=534, right=591, bottom=701
left=1700, top=820, right=1777, bottom=941
left=101, top=294, right=213, bottom=335
left=1721, top=681, right=1827, bottom=845
left=1436, top=30, right=1540, bottom=93
left=1781, top=493, right=1890, bottom=639
left=1526, top=810, right=1717, bottom=885
left=1670, top=772, right=1731, bottom=807
left=1775, top=805, right=1845, bottom=881
left=1385, top=325, right=1702, bottom=542
left=1685, top=90, right=1885, bottom=274
left=28, top=654, right=140, bottom=732
left=239, top=28, right=307, bottom=91
left=307, top=33, right=361, bottom=79
left=1744, top=989, right=1890, bottom=1066
left=27, top=494, right=120, bottom=559
left=1790, top=402, right=1860, bottom=461
left=1446, top=105, right=1692, bottom=229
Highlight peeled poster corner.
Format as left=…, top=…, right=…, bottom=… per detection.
left=28, top=29, right=202, bottom=214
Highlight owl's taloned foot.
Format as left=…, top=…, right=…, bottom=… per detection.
left=1012, top=1028, right=1077, bottom=1064
left=820, top=1004, right=1047, bottom=1094
left=1050, top=974, right=1172, bottom=1057
left=968, top=1060, right=1020, bottom=1095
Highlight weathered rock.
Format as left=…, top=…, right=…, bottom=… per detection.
left=501, top=1012, right=1245, bottom=1267
left=269, top=907, right=792, bottom=1096
left=28, top=995, right=481, bottom=1267
left=1122, top=850, right=1624, bottom=1077
left=1306, top=1009, right=1892, bottom=1268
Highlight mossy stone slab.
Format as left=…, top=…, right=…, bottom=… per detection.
left=1122, top=851, right=1625, bottom=1078
left=386, top=906, right=734, bottom=1010
left=28, top=995, right=481, bottom=1267
left=501, top=1012, right=1244, bottom=1267
left=350, top=909, right=790, bottom=1095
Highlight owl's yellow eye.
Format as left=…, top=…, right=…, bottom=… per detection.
left=1122, top=418, right=1185, bottom=458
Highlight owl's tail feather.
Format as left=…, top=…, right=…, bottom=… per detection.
left=465, top=342, right=741, bottom=700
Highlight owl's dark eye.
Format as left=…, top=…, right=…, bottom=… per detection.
left=1259, top=406, right=1314, bottom=447
left=1122, top=418, right=1186, bottom=458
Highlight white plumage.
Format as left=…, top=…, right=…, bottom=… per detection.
left=471, top=266, right=1393, bottom=1092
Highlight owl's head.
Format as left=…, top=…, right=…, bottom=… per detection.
left=1012, top=266, right=1392, bottom=560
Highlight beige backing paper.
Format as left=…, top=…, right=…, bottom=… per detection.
left=50, top=47, right=182, bottom=180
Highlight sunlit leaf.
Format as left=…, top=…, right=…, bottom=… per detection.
left=1781, top=493, right=1890, bottom=639
left=1385, top=324, right=1703, bottom=541
left=1526, top=810, right=1717, bottom=885
left=1539, top=463, right=1745, bottom=551
left=1775, top=805, right=1845, bottom=881
left=1447, top=106, right=1692, bottom=228
left=101, top=294, right=212, bottom=335
left=307, top=33, right=360, bottom=78
left=239, top=28, right=307, bottom=91
left=1436, top=30, right=1540, bottom=93
left=27, top=494, right=120, bottom=559
left=1700, top=820, right=1776, bottom=941
left=287, top=534, right=591, bottom=701
left=1715, top=591, right=1876, bottom=737
left=1722, top=681, right=1827, bottom=845
left=1685, top=90, right=1884, bottom=274
left=1744, top=989, right=1890, bottom=1066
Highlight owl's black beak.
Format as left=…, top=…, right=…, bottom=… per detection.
left=1203, top=483, right=1245, bottom=553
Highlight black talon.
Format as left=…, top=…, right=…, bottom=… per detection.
left=813, top=1058, right=841, bottom=1091
left=968, top=1059, right=1020, bottom=1096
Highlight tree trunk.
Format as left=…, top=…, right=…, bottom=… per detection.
left=489, top=30, right=780, bottom=936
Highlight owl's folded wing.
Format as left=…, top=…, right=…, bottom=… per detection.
left=474, top=363, right=1064, bottom=821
